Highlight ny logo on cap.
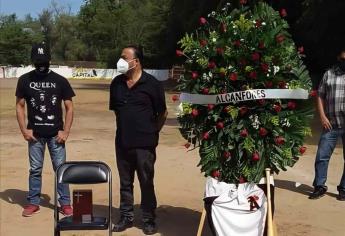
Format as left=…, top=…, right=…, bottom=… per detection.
left=38, top=48, right=44, bottom=55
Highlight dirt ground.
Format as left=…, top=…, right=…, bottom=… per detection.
left=0, top=78, right=344, bottom=236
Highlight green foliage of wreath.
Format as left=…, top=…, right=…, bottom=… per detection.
left=176, top=2, right=314, bottom=183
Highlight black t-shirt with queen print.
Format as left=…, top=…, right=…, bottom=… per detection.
left=15, top=70, right=75, bottom=138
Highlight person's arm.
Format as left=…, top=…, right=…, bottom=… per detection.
left=157, top=109, right=168, bottom=131
left=317, top=71, right=332, bottom=131
left=16, top=97, right=36, bottom=141
left=317, top=96, right=332, bottom=130
left=56, top=99, right=73, bottom=143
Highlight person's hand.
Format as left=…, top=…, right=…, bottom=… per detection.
left=56, top=130, right=69, bottom=143
left=321, top=115, right=332, bottom=131
left=22, top=129, right=37, bottom=142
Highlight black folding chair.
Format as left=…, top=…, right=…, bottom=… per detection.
left=54, top=161, right=112, bottom=236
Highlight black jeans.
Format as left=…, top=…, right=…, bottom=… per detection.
left=116, top=145, right=157, bottom=222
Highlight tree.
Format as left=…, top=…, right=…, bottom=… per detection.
left=0, top=14, right=43, bottom=65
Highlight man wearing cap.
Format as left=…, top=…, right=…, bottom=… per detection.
left=15, top=43, right=75, bottom=217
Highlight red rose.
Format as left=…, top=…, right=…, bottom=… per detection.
left=298, top=46, right=304, bottom=54
left=176, top=50, right=184, bottom=57
left=220, top=22, right=227, bottom=33
left=252, top=152, right=260, bottom=161
left=240, top=129, right=248, bottom=137
left=216, top=122, right=224, bottom=129
left=276, top=34, right=285, bottom=43
left=255, top=20, right=262, bottom=28
left=212, top=170, right=221, bottom=178
left=223, top=151, right=231, bottom=159
left=207, top=104, right=215, bottom=111
left=200, top=39, right=208, bottom=47
left=191, top=108, right=199, bottom=117
left=216, top=47, right=224, bottom=55
left=273, top=104, right=282, bottom=113
left=249, top=71, right=257, bottom=79
left=299, top=146, right=307, bottom=154
left=191, top=71, right=198, bottom=79
left=239, top=176, right=247, bottom=183
left=171, top=94, right=179, bottom=102
left=229, top=72, right=238, bottom=81
left=239, top=106, right=248, bottom=116
left=261, top=63, right=269, bottom=73
left=199, top=17, right=207, bottom=25
left=251, top=52, right=261, bottom=61
left=280, top=9, right=287, bottom=17
left=239, top=0, right=247, bottom=5
left=265, top=81, right=273, bottom=88
left=287, top=101, right=296, bottom=110
left=202, top=88, right=209, bottom=94
left=257, top=99, right=266, bottom=106
left=208, top=61, right=216, bottom=69
left=278, top=81, right=287, bottom=89
left=203, top=132, right=210, bottom=140
left=184, top=143, right=191, bottom=149
left=259, top=127, right=268, bottom=137
left=233, top=40, right=241, bottom=47
left=275, top=136, right=285, bottom=145
left=310, top=90, right=317, bottom=97
left=258, top=41, right=265, bottom=49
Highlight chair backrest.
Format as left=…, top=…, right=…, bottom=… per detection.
left=57, top=161, right=110, bottom=184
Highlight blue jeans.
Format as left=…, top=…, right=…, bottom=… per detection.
left=313, top=128, right=345, bottom=191
left=28, top=137, right=70, bottom=205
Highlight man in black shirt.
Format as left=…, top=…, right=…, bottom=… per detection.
left=16, top=43, right=75, bottom=217
left=109, top=45, right=167, bottom=235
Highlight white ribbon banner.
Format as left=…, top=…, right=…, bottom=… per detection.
left=179, top=89, right=309, bottom=105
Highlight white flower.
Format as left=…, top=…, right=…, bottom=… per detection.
left=273, top=66, right=280, bottom=75
left=211, top=11, right=216, bottom=16
left=262, top=22, right=266, bottom=26
left=208, top=72, right=213, bottom=77
left=240, top=38, right=244, bottom=42
left=250, top=114, right=260, bottom=129
left=281, top=118, right=291, bottom=127
left=212, top=38, right=217, bottom=42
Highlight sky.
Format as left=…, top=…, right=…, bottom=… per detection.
left=0, top=0, right=84, bottom=19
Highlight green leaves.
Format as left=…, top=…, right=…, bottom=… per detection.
left=177, top=2, right=313, bottom=184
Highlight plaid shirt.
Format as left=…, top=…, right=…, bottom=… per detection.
left=318, top=66, right=345, bottom=128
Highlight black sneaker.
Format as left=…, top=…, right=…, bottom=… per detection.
left=143, top=221, right=157, bottom=235
left=113, top=217, right=133, bottom=232
left=309, top=186, right=328, bottom=199
left=337, top=190, right=345, bottom=201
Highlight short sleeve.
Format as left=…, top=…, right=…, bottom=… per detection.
left=61, top=78, right=75, bottom=100
left=153, top=81, right=167, bottom=115
left=318, top=71, right=328, bottom=99
left=15, top=77, right=25, bottom=98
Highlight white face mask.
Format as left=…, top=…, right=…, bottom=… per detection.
left=117, top=58, right=136, bottom=74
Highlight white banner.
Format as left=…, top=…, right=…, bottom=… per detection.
left=2, top=66, right=169, bottom=81
left=180, top=89, right=309, bottom=104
